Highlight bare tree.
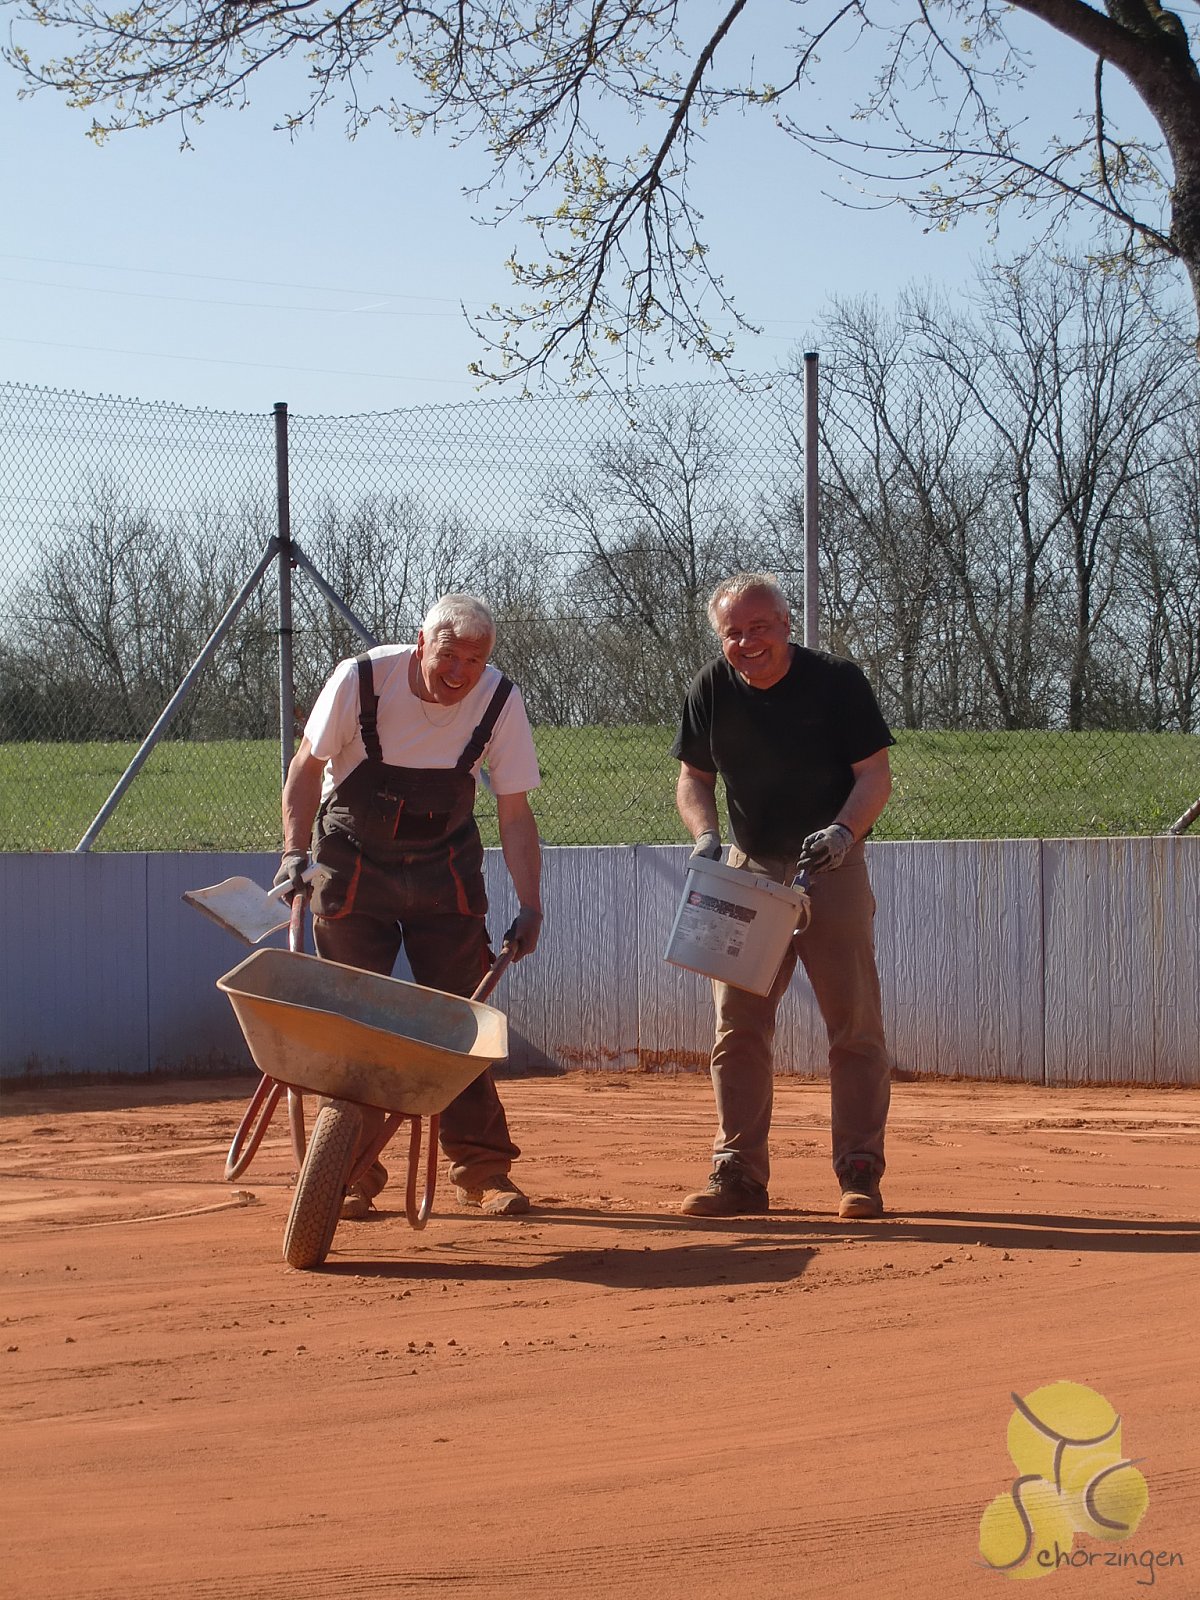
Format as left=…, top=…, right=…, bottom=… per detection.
left=1114, top=407, right=1200, bottom=729
left=905, top=259, right=1194, bottom=729
left=6, top=2, right=1200, bottom=380
left=538, top=393, right=750, bottom=719
left=813, top=296, right=1022, bottom=728
left=808, top=258, right=1194, bottom=730
left=290, top=492, right=487, bottom=708
left=1005, top=261, right=1194, bottom=726
left=473, top=532, right=610, bottom=725
left=13, top=482, right=243, bottom=738
left=5, top=484, right=289, bottom=741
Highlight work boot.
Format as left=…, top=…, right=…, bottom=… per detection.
left=340, top=1183, right=376, bottom=1221
left=680, top=1162, right=769, bottom=1217
left=454, top=1174, right=531, bottom=1216
left=838, top=1157, right=884, bottom=1220
left=340, top=1160, right=388, bottom=1221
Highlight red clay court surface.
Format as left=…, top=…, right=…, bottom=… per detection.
left=2, top=1072, right=1198, bottom=1600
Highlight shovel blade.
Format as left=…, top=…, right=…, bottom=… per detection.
left=183, top=876, right=289, bottom=945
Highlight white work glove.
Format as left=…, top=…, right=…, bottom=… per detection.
left=689, top=831, right=722, bottom=863
left=272, top=851, right=310, bottom=901
left=795, top=823, right=855, bottom=875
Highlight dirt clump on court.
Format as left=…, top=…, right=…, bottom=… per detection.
left=2, top=1071, right=1198, bottom=1600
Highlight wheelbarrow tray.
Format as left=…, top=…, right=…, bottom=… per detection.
left=217, top=949, right=508, bottom=1116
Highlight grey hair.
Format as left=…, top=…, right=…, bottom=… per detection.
left=421, top=593, right=496, bottom=648
left=706, top=572, right=791, bottom=631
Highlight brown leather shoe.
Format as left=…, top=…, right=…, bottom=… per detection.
left=681, top=1165, right=769, bottom=1217
left=838, top=1158, right=884, bottom=1219
left=454, top=1174, right=531, bottom=1216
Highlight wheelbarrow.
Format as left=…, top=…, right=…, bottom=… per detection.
left=216, top=896, right=514, bottom=1269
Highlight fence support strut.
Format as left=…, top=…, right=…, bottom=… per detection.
left=73, top=539, right=282, bottom=853
left=288, top=544, right=379, bottom=648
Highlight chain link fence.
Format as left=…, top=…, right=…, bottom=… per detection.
left=1, top=364, right=1196, bottom=852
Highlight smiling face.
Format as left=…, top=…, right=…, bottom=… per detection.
left=413, top=625, right=491, bottom=705
left=713, top=586, right=792, bottom=690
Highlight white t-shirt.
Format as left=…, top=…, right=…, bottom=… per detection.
left=304, top=645, right=541, bottom=801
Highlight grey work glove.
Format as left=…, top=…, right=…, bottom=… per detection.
left=795, top=822, right=855, bottom=875
left=273, top=850, right=310, bottom=902
left=689, top=830, right=722, bottom=863
left=504, top=907, right=543, bottom=961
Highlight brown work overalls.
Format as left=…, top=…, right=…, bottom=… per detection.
left=309, top=654, right=520, bottom=1189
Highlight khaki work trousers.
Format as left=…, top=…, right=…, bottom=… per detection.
left=708, top=843, right=891, bottom=1189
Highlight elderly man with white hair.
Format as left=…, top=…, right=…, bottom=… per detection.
left=276, top=593, right=543, bottom=1219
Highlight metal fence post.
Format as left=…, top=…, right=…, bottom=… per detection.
left=803, top=351, right=819, bottom=649
left=274, top=401, right=295, bottom=789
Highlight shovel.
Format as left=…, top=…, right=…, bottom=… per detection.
left=183, top=865, right=318, bottom=945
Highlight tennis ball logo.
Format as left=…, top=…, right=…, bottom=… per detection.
left=979, top=1475, right=1076, bottom=1580
left=979, top=1382, right=1149, bottom=1579
left=1064, top=1455, right=1150, bottom=1541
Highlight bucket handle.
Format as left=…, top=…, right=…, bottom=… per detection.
left=789, top=867, right=812, bottom=935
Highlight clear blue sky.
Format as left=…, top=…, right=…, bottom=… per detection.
left=0, top=7, right=1180, bottom=417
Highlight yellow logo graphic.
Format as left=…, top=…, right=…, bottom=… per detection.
left=979, top=1382, right=1149, bottom=1579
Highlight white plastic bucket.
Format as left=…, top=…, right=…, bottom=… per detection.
left=663, top=856, right=809, bottom=996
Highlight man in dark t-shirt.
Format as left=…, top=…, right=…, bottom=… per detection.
left=672, top=572, right=895, bottom=1220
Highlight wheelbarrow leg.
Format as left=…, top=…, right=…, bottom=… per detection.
left=224, top=894, right=311, bottom=1185
left=338, top=1110, right=440, bottom=1230
left=405, top=1113, right=441, bottom=1230
left=225, top=1075, right=285, bottom=1183
left=286, top=1089, right=307, bottom=1166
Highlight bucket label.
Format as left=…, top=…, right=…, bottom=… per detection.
left=687, top=890, right=756, bottom=924
left=678, top=892, right=757, bottom=958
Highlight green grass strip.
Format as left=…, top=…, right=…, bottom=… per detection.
left=1, top=728, right=1195, bottom=851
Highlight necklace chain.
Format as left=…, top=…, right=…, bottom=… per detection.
left=418, top=696, right=462, bottom=728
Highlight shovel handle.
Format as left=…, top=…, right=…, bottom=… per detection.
left=266, top=862, right=320, bottom=904
left=470, top=943, right=515, bottom=1005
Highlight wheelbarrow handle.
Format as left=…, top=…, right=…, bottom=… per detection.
left=470, top=942, right=515, bottom=1005
left=289, top=892, right=306, bottom=954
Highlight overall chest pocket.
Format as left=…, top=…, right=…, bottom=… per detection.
left=364, top=769, right=464, bottom=845
left=383, top=793, right=452, bottom=842
left=326, top=761, right=470, bottom=856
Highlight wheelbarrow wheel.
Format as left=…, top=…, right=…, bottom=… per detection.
left=283, top=1098, right=363, bottom=1270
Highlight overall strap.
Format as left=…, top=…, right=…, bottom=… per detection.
left=456, top=675, right=514, bottom=772
left=354, top=653, right=383, bottom=763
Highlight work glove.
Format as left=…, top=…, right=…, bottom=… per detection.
left=795, top=822, right=855, bottom=875
left=689, top=830, right=722, bottom=863
left=273, top=850, right=310, bottom=902
left=504, top=907, right=543, bottom=961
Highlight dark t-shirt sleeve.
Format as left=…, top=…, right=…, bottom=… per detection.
left=834, top=659, right=895, bottom=765
left=672, top=670, right=718, bottom=771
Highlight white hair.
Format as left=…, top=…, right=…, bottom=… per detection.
left=706, top=572, right=791, bottom=630
left=421, top=593, right=496, bottom=649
